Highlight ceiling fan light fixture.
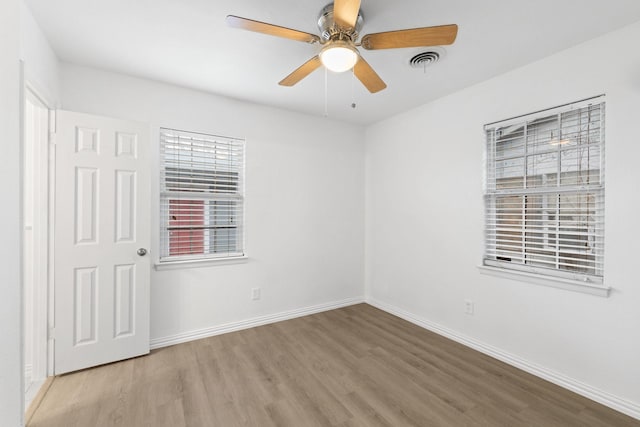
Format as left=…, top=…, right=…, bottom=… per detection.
left=320, top=42, right=359, bottom=73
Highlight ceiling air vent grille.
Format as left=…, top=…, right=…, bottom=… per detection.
left=409, top=51, right=441, bottom=69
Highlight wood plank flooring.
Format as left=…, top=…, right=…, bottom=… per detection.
left=29, top=304, right=639, bottom=426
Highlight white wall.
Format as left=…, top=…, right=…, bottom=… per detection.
left=20, top=1, right=60, bottom=106
left=61, top=64, right=366, bottom=342
left=0, top=0, right=24, bottom=425
left=365, top=20, right=640, bottom=412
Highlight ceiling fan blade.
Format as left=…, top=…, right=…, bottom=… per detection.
left=279, top=56, right=322, bottom=87
left=333, top=0, right=361, bottom=29
left=353, top=56, right=387, bottom=93
left=361, top=24, right=458, bottom=50
left=226, top=15, right=321, bottom=44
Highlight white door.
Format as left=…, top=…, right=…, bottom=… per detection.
left=54, top=110, right=150, bottom=374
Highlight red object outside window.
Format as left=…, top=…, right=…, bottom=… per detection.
left=169, top=200, right=205, bottom=255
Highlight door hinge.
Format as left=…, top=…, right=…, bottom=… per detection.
left=49, top=131, right=56, bottom=145
left=48, top=327, right=55, bottom=340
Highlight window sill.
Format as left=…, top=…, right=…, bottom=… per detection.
left=155, top=255, right=249, bottom=271
left=477, top=265, right=610, bottom=297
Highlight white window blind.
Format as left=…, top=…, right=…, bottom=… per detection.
left=483, top=97, right=605, bottom=284
left=159, top=128, right=245, bottom=262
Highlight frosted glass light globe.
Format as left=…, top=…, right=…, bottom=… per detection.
left=320, top=43, right=358, bottom=73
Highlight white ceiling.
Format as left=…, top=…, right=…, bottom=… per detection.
left=25, top=0, right=640, bottom=125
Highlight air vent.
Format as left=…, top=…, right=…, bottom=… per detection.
left=409, top=51, right=441, bottom=69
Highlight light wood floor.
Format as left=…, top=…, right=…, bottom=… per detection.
left=29, top=304, right=639, bottom=427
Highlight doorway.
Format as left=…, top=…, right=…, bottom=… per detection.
left=23, top=86, right=52, bottom=408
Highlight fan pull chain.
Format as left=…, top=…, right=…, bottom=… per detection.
left=351, top=68, right=357, bottom=109
left=324, top=67, right=329, bottom=118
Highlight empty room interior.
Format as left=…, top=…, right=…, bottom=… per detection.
left=3, top=0, right=640, bottom=425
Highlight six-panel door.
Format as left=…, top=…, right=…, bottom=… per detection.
left=54, top=110, right=150, bottom=374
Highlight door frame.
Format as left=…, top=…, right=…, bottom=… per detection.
left=22, top=79, right=55, bottom=410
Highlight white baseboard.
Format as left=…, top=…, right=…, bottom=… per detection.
left=25, top=376, right=54, bottom=426
left=150, top=297, right=365, bottom=350
left=25, top=377, right=46, bottom=410
left=366, top=297, right=640, bottom=421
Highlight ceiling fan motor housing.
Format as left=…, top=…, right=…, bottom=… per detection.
left=317, top=3, right=364, bottom=42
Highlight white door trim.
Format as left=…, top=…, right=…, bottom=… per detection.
left=47, top=108, right=56, bottom=378
left=23, top=78, right=57, bottom=379
left=22, top=83, right=53, bottom=409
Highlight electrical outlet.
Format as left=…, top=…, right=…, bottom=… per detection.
left=251, top=288, right=261, bottom=301
left=464, top=299, right=474, bottom=315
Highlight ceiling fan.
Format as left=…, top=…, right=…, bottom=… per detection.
left=226, top=0, right=458, bottom=93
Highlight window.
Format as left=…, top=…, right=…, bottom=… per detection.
left=483, top=97, right=605, bottom=285
left=159, top=128, right=245, bottom=262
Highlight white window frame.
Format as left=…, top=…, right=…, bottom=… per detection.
left=480, top=96, right=609, bottom=296
left=157, top=128, right=246, bottom=267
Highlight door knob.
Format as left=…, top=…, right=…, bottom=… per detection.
left=137, top=248, right=147, bottom=256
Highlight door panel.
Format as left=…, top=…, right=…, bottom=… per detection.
left=54, top=110, right=150, bottom=374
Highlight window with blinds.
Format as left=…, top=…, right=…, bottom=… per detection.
left=159, top=128, right=245, bottom=262
left=483, top=97, right=605, bottom=284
